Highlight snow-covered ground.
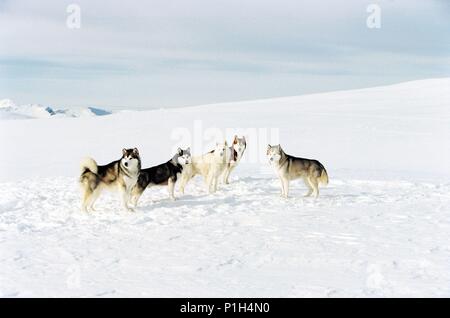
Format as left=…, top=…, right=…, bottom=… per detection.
left=0, top=78, right=449, bottom=297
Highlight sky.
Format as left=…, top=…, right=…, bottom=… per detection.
left=0, top=0, right=449, bottom=109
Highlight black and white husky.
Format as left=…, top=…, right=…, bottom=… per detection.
left=79, top=148, right=141, bottom=212
left=130, top=147, right=192, bottom=206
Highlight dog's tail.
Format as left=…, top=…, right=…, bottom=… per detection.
left=319, top=165, right=329, bottom=186
left=80, top=157, right=98, bottom=176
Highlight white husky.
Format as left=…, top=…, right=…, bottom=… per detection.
left=179, top=141, right=231, bottom=194
left=221, top=135, right=246, bottom=184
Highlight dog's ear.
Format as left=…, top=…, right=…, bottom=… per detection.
left=267, top=144, right=271, bottom=150
left=233, top=135, right=238, bottom=144
left=277, top=144, right=282, bottom=151
left=177, top=147, right=183, bottom=155
left=224, top=141, right=228, bottom=146
left=186, top=147, right=191, bottom=153
left=133, top=148, right=139, bottom=156
left=122, top=148, right=128, bottom=156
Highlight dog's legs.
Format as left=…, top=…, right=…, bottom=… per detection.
left=282, top=178, right=290, bottom=198
left=206, top=172, right=214, bottom=194
left=179, top=175, right=188, bottom=194
left=204, top=174, right=210, bottom=193
left=119, top=185, right=134, bottom=212
left=80, top=175, right=98, bottom=212
left=208, top=176, right=216, bottom=193
left=303, top=177, right=313, bottom=197
left=81, top=188, right=92, bottom=212
left=81, top=183, right=100, bottom=212
left=212, top=175, right=219, bottom=192
left=130, top=186, right=143, bottom=207
left=168, top=178, right=176, bottom=201
left=309, top=177, right=319, bottom=198
left=87, top=187, right=102, bottom=211
left=131, top=193, right=141, bottom=207
left=220, top=168, right=227, bottom=184
left=278, top=176, right=285, bottom=197
left=227, top=165, right=237, bottom=184
left=130, top=186, right=140, bottom=206
left=222, top=167, right=231, bottom=184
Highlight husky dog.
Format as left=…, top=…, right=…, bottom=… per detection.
left=221, top=135, right=246, bottom=184
left=267, top=144, right=328, bottom=198
left=130, top=148, right=192, bottom=206
left=179, top=141, right=231, bottom=194
left=79, top=148, right=141, bottom=212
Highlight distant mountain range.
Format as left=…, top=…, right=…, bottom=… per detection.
left=0, top=99, right=112, bottom=120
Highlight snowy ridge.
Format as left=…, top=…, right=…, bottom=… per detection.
left=179, top=77, right=450, bottom=112
left=0, top=99, right=112, bottom=119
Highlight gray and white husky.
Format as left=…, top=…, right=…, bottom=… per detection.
left=79, top=148, right=141, bottom=212
left=221, top=135, right=246, bottom=184
left=266, top=144, right=328, bottom=198
left=130, top=147, right=192, bottom=207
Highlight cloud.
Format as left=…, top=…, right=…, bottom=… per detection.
left=0, top=0, right=449, bottom=108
